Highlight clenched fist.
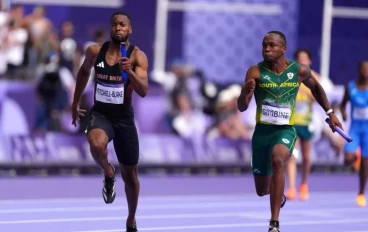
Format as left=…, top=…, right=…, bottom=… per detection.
left=242, top=79, right=256, bottom=95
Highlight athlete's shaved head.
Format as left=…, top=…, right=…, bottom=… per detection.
left=109, top=11, right=132, bottom=44
left=267, top=31, right=287, bottom=46
left=110, top=11, right=131, bottom=25
left=262, top=31, right=287, bottom=62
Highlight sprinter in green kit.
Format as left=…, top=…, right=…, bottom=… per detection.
left=237, top=31, right=343, bottom=232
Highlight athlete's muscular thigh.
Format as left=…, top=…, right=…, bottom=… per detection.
left=271, top=126, right=297, bottom=163
left=88, top=129, right=109, bottom=157
left=271, top=144, right=290, bottom=167
left=86, top=111, right=115, bottom=158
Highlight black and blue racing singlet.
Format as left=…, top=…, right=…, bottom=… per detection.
left=92, top=41, right=135, bottom=118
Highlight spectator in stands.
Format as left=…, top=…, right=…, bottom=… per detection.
left=194, top=69, right=219, bottom=116
left=4, top=17, right=28, bottom=80
left=23, top=5, right=55, bottom=80
left=168, top=60, right=197, bottom=134
left=207, top=85, right=251, bottom=140
left=0, top=4, right=25, bottom=79
left=35, top=52, right=72, bottom=132
left=59, top=20, right=78, bottom=74
left=0, top=8, right=8, bottom=78
left=7, top=4, right=24, bottom=29
left=151, top=59, right=195, bottom=134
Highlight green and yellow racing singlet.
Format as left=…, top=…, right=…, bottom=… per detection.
left=254, top=60, right=300, bottom=125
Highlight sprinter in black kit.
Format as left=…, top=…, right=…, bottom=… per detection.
left=71, top=12, right=148, bottom=232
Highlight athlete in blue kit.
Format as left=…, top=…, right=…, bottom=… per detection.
left=71, top=12, right=149, bottom=231
left=340, top=61, right=368, bottom=207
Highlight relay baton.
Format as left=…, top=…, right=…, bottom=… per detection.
left=325, top=118, right=353, bottom=143
left=120, top=42, right=127, bottom=81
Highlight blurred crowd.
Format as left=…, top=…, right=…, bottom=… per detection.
left=0, top=4, right=255, bottom=140
left=0, top=4, right=105, bottom=133
left=0, top=4, right=347, bottom=159
left=152, top=61, right=252, bottom=141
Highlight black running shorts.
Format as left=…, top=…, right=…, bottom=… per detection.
left=86, top=108, right=139, bottom=166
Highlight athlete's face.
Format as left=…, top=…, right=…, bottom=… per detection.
left=296, top=51, right=311, bottom=67
left=110, top=15, right=131, bottom=44
left=360, top=61, right=368, bottom=80
left=262, top=33, right=286, bottom=62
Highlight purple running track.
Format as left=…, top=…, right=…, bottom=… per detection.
left=0, top=174, right=366, bottom=232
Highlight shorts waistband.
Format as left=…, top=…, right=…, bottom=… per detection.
left=255, top=123, right=293, bottom=131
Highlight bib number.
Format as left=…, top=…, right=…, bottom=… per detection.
left=95, top=83, right=124, bottom=104
left=261, top=102, right=291, bottom=125
left=353, top=107, right=368, bottom=120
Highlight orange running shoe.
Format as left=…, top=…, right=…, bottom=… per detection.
left=353, top=148, right=361, bottom=172
left=299, top=184, right=309, bottom=201
left=356, top=194, right=366, bottom=207
left=286, top=188, right=296, bottom=200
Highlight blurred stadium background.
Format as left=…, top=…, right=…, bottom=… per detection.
left=0, top=0, right=367, bottom=177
